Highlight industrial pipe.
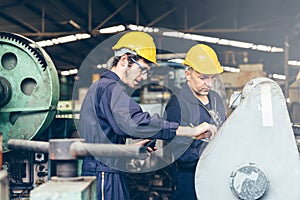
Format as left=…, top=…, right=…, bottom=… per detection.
left=7, top=139, right=148, bottom=160
left=7, top=138, right=148, bottom=178
left=7, top=139, right=49, bottom=153
left=70, top=141, right=148, bottom=160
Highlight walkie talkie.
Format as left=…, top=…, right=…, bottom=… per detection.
left=144, top=139, right=157, bottom=150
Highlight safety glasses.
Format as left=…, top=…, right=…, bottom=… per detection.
left=130, top=58, right=149, bottom=76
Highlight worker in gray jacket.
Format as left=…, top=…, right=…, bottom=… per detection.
left=165, top=44, right=226, bottom=200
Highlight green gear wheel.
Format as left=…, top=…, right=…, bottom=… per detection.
left=0, top=32, right=59, bottom=152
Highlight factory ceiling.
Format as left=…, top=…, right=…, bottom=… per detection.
left=1, top=0, right=300, bottom=77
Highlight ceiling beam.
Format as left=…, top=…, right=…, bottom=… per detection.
left=91, top=0, right=132, bottom=35
left=135, top=0, right=140, bottom=25
left=132, top=0, right=151, bottom=27
left=146, top=7, right=176, bottom=27
left=0, top=10, right=40, bottom=33
left=20, top=31, right=80, bottom=37
left=23, top=3, right=74, bottom=38
left=48, top=0, right=87, bottom=32
left=88, top=0, right=92, bottom=32
left=189, top=16, right=218, bottom=30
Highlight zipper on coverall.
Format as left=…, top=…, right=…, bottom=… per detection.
left=101, top=172, right=105, bottom=200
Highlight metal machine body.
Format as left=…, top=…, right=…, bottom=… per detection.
left=0, top=170, right=9, bottom=200
left=30, top=177, right=96, bottom=200
left=0, top=31, right=60, bottom=198
left=195, top=77, right=300, bottom=199
left=0, top=32, right=59, bottom=152
left=7, top=138, right=147, bottom=200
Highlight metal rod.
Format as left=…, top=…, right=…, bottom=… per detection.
left=41, top=0, right=45, bottom=33
left=147, top=7, right=176, bottom=27
left=184, top=6, right=188, bottom=30
left=88, top=0, right=92, bottom=32
left=7, top=139, right=49, bottom=153
left=7, top=139, right=148, bottom=160
left=0, top=10, right=40, bottom=33
left=70, top=141, right=148, bottom=160
left=135, top=0, right=139, bottom=25
left=284, top=35, right=289, bottom=99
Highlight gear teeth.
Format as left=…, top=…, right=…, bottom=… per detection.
left=0, top=32, right=48, bottom=71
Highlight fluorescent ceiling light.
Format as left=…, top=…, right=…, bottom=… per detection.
left=269, top=73, right=286, bottom=80
left=69, top=69, right=78, bottom=74
left=162, top=30, right=284, bottom=53
left=127, top=24, right=159, bottom=32
left=229, top=40, right=253, bottom=48
left=190, top=35, right=219, bottom=43
left=60, top=71, right=70, bottom=76
left=57, top=35, right=77, bottom=43
left=271, top=47, right=284, bottom=53
left=36, top=33, right=91, bottom=47
left=218, top=39, right=230, bottom=45
left=60, top=68, right=78, bottom=76
left=222, top=66, right=240, bottom=73
left=162, top=31, right=183, bottom=37
left=97, top=64, right=108, bottom=69
left=75, top=33, right=90, bottom=39
left=35, top=40, right=54, bottom=47
left=254, top=45, right=272, bottom=52
left=98, top=25, right=125, bottom=34
left=288, top=60, right=300, bottom=66
left=168, top=58, right=184, bottom=64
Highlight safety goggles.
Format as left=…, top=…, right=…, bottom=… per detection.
left=130, top=58, right=149, bottom=76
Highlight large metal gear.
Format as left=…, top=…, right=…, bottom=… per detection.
left=0, top=32, right=59, bottom=152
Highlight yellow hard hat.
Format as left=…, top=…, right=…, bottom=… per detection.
left=112, top=31, right=158, bottom=65
left=183, top=44, right=223, bottom=74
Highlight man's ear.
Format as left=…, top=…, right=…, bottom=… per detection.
left=119, top=54, right=128, bottom=67
left=185, top=68, right=191, bottom=81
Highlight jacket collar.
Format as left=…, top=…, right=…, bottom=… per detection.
left=101, top=69, right=120, bottom=81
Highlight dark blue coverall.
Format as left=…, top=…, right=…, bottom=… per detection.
left=164, top=82, right=226, bottom=200
left=79, top=70, right=178, bottom=200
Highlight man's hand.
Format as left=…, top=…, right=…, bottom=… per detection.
left=176, top=122, right=217, bottom=141
left=193, top=122, right=217, bottom=140
left=133, top=139, right=157, bottom=152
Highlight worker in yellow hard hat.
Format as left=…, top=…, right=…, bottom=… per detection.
left=79, top=33, right=218, bottom=200
left=165, top=44, right=226, bottom=200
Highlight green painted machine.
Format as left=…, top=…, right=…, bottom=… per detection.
left=0, top=32, right=59, bottom=152
left=0, top=32, right=97, bottom=200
